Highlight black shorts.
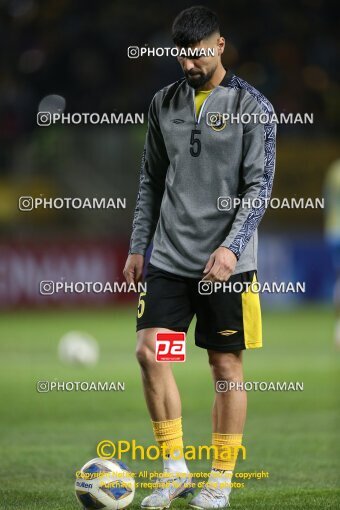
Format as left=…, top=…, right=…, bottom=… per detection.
left=136, top=263, right=262, bottom=352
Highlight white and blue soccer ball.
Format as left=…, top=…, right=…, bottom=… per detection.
left=75, top=458, right=135, bottom=510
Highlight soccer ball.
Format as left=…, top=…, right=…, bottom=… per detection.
left=58, top=331, right=99, bottom=366
left=75, top=458, right=135, bottom=510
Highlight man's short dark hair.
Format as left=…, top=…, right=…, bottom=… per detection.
left=172, top=6, right=220, bottom=47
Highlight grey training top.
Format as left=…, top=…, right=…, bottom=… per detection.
left=129, top=71, right=276, bottom=278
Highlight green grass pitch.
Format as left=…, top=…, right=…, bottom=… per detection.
left=0, top=305, right=339, bottom=509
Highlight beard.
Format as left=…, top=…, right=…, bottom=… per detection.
left=184, top=67, right=215, bottom=89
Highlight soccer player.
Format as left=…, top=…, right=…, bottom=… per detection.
left=324, top=159, right=340, bottom=347
left=123, top=6, right=276, bottom=509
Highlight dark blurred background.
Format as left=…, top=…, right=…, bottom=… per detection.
left=0, top=0, right=339, bottom=309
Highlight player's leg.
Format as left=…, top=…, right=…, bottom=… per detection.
left=210, top=350, right=246, bottom=433
left=190, top=351, right=245, bottom=510
left=137, top=327, right=188, bottom=474
left=335, top=271, right=340, bottom=347
left=136, top=327, right=182, bottom=421
left=190, top=270, right=261, bottom=509
left=137, top=330, right=193, bottom=509
left=209, top=350, right=246, bottom=497
left=327, top=240, right=340, bottom=346
left=136, top=264, right=195, bottom=508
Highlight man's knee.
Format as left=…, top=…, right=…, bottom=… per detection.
left=208, top=350, right=243, bottom=381
left=136, top=331, right=156, bottom=369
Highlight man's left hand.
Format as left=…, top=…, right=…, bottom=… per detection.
left=202, top=247, right=237, bottom=282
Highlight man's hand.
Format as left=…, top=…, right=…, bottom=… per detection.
left=123, top=253, right=144, bottom=285
left=202, top=247, right=237, bottom=282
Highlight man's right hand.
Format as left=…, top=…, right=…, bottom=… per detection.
left=123, top=253, right=144, bottom=285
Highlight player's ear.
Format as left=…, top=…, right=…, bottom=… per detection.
left=217, top=36, right=225, bottom=56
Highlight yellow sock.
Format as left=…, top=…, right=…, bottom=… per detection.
left=211, top=433, right=243, bottom=471
left=152, top=417, right=183, bottom=454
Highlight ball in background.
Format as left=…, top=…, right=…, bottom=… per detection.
left=58, top=331, right=99, bottom=366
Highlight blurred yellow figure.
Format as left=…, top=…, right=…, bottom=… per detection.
left=324, top=159, right=340, bottom=347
